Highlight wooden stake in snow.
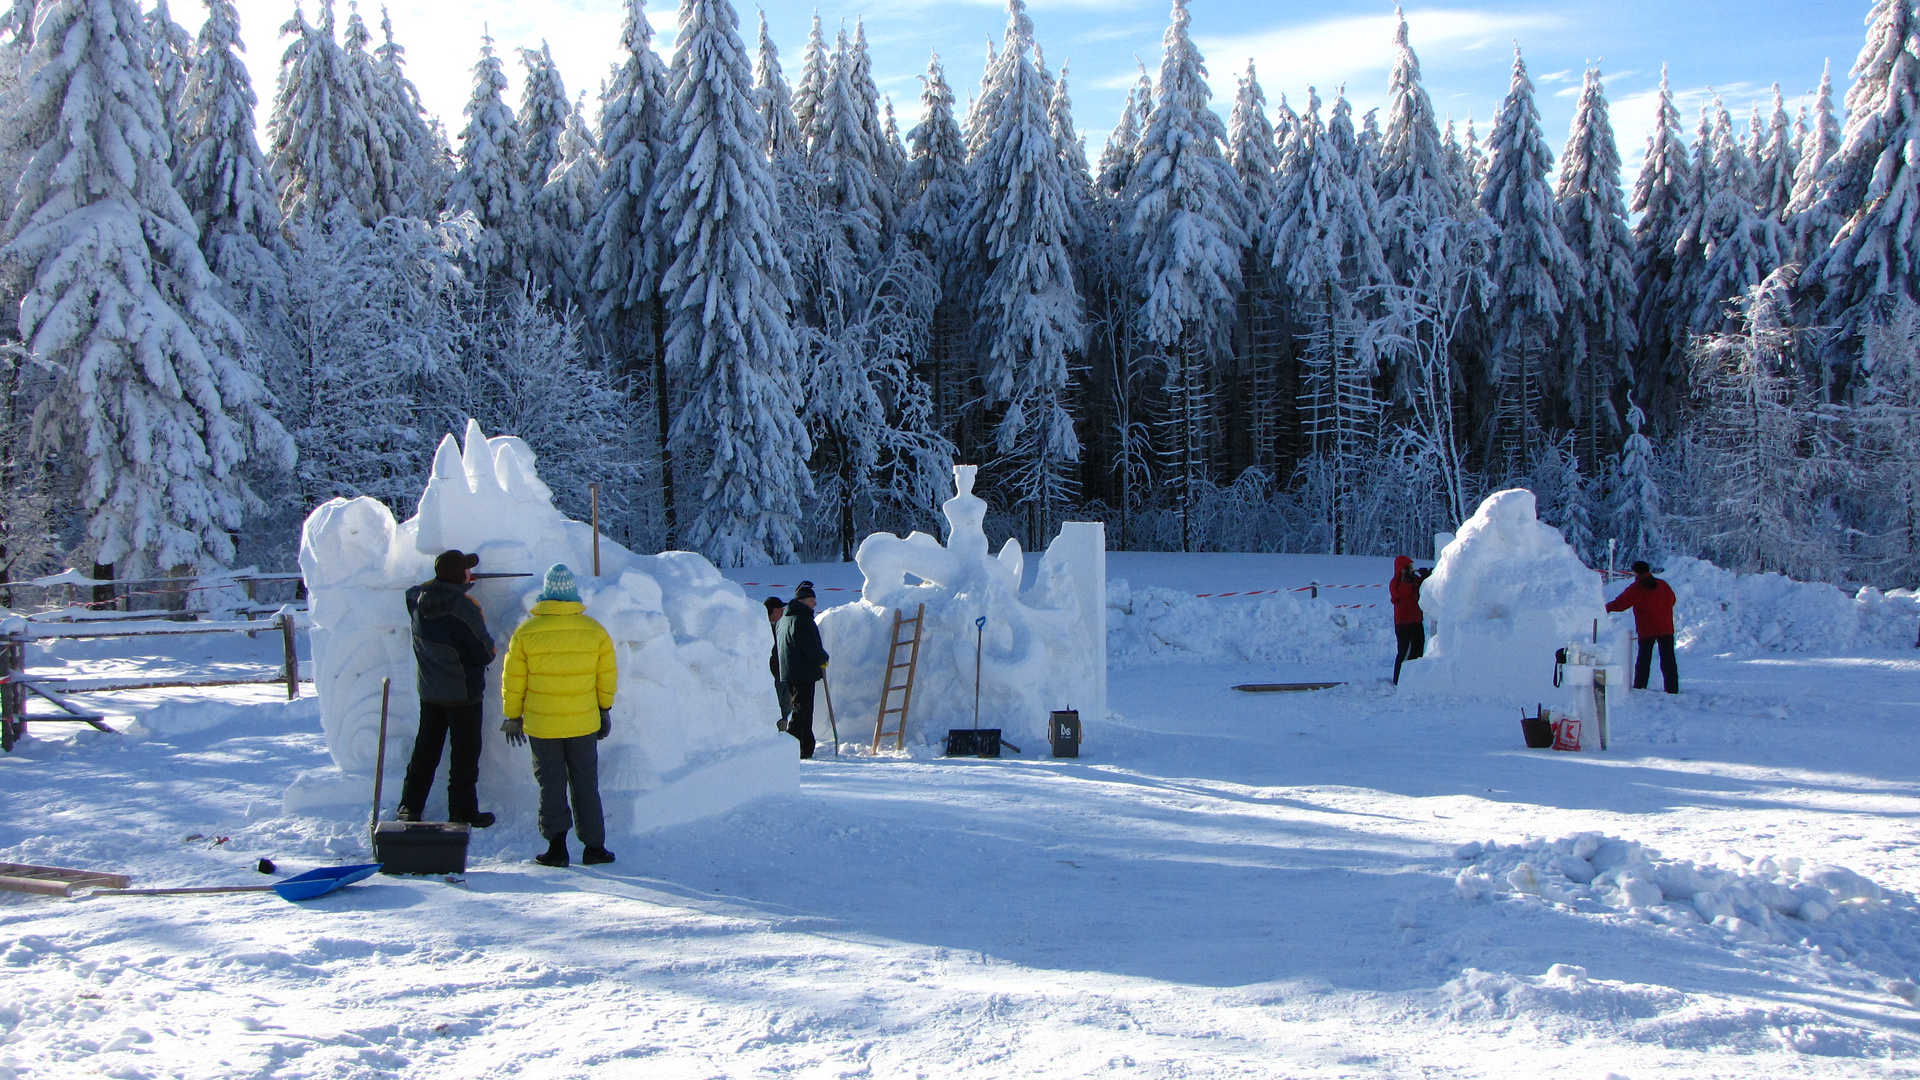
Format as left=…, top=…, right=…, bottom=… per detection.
left=590, top=483, right=602, bottom=577
left=370, top=678, right=391, bottom=849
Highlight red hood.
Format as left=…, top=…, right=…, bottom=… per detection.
left=1394, top=556, right=1414, bottom=571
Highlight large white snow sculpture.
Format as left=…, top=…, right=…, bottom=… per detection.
left=1398, top=489, right=1614, bottom=708
left=815, top=466, right=1105, bottom=754
left=285, top=420, right=794, bottom=829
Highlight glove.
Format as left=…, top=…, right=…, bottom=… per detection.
left=597, top=708, right=611, bottom=741
left=502, top=717, right=526, bottom=747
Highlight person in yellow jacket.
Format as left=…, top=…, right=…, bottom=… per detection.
left=501, top=564, right=617, bottom=868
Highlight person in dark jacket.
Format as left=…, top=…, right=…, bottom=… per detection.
left=1606, top=560, right=1679, bottom=693
left=399, top=550, right=497, bottom=827
left=1388, top=555, right=1432, bottom=685
left=765, top=596, right=791, bottom=731
left=776, top=584, right=830, bottom=758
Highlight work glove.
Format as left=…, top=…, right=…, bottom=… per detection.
left=502, top=717, right=526, bottom=747
left=597, top=708, right=611, bottom=741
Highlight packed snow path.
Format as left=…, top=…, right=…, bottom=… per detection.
left=6, top=647, right=1920, bottom=1074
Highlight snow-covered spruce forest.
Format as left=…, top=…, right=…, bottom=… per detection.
left=1, top=0, right=1918, bottom=585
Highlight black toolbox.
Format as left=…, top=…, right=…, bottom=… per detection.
left=373, top=821, right=470, bottom=875
left=1049, top=710, right=1081, bottom=758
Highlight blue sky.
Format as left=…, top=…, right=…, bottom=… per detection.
left=202, top=1, right=1869, bottom=174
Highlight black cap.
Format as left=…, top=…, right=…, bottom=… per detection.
left=1631, top=560, right=1652, bottom=574
left=793, top=584, right=816, bottom=601
left=435, top=549, right=481, bottom=582
left=763, top=596, right=786, bottom=611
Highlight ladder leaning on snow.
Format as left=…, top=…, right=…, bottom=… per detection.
left=870, top=604, right=926, bottom=754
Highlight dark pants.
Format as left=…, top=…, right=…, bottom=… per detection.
left=399, top=700, right=482, bottom=819
left=1635, top=634, right=1679, bottom=693
left=775, top=680, right=792, bottom=722
left=788, top=679, right=817, bottom=758
left=1393, top=622, right=1426, bottom=684
left=530, top=735, right=605, bottom=847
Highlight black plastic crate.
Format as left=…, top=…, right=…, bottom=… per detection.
left=373, top=821, right=470, bottom=875
left=945, top=729, right=1003, bottom=757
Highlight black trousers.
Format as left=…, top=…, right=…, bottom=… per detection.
left=1393, top=622, right=1426, bottom=684
left=530, top=735, right=605, bottom=847
left=399, top=700, right=482, bottom=819
left=1635, top=634, right=1679, bottom=693
left=788, top=679, right=817, bottom=758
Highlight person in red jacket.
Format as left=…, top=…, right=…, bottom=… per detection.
left=1389, top=555, right=1431, bottom=684
left=1606, top=560, right=1679, bottom=693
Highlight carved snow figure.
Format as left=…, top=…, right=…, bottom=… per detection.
left=817, top=466, right=1105, bottom=754
left=286, top=420, right=795, bottom=829
left=1397, top=489, right=1612, bottom=707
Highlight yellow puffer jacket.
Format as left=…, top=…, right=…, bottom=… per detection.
left=501, top=600, right=617, bottom=739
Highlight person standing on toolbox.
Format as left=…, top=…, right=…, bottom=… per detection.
left=501, top=564, right=618, bottom=868
left=399, top=550, right=498, bottom=828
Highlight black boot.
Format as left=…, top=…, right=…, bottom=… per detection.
left=582, top=846, right=615, bottom=865
left=454, top=811, right=496, bottom=829
left=395, top=805, right=420, bottom=822
left=535, top=830, right=569, bottom=868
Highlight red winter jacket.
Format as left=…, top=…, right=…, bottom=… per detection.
left=1389, top=556, right=1426, bottom=626
left=1606, top=577, right=1677, bottom=638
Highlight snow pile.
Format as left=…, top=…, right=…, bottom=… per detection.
left=1659, top=556, right=1920, bottom=654
left=1399, top=489, right=1612, bottom=705
left=1105, top=581, right=1391, bottom=665
left=289, top=419, right=793, bottom=830
left=815, top=466, right=1104, bottom=754
left=1453, top=833, right=1920, bottom=995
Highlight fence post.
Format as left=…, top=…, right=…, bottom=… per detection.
left=1309, top=581, right=1319, bottom=600
left=2, top=632, right=25, bottom=752
left=590, top=483, right=601, bottom=577
left=280, top=612, right=299, bottom=700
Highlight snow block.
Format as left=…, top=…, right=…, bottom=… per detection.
left=290, top=419, right=795, bottom=829
left=1399, top=489, right=1611, bottom=709
left=816, top=466, right=1105, bottom=755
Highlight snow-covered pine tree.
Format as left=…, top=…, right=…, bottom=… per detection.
left=3, top=0, right=290, bottom=574
left=1050, top=60, right=1091, bottom=250
left=1692, top=97, right=1788, bottom=339
left=579, top=0, right=673, bottom=534
left=1756, top=84, right=1798, bottom=219
left=812, top=28, right=888, bottom=264
left=1228, top=62, right=1279, bottom=250
left=1268, top=89, right=1388, bottom=553
left=369, top=6, right=445, bottom=217
left=1798, top=0, right=1920, bottom=396
left=1097, top=68, right=1149, bottom=198
left=1858, top=299, right=1920, bottom=581
left=1608, top=403, right=1665, bottom=566
left=849, top=21, right=897, bottom=204
left=962, top=0, right=1085, bottom=545
left=1226, top=60, right=1286, bottom=474
left=1555, top=66, right=1636, bottom=471
left=1380, top=9, right=1452, bottom=237
left=1789, top=60, right=1842, bottom=262
left=449, top=31, right=526, bottom=281
left=526, top=94, right=600, bottom=308
left=648, top=0, right=813, bottom=565
left=1127, top=0, right=1248, bottom=551
left=177, top=0, right=286, bottom=312
left=143, top=0, right=192, bottom=168
left=268, top=0, right=389, bottom=224
left=1481, top=45, right=1580, bottom=471
left=517, top=42, right=571, bottom=207
left=1630, top=67, right=1693, bottom=430
left=792, top=13, right=827, bottom=151
left=902, top=52, right=970, bottom=429
left=0, top=0, right=34, bottom=46
left=754, top=10, right=802, bottom=161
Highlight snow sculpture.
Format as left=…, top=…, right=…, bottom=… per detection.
left=816, top=466, right=1105, bottom=754
left=1398, top=489, right=1615, bottom=709
left=286, top=420, right=794, bottom=829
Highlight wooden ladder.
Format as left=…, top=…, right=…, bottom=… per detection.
left=871, top=603, right=926, bottom=753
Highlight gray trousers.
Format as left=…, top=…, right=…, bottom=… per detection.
left=529, top=735, right=605, bottom=847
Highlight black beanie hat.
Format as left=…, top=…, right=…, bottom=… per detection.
left=1631, top=560, right=1652, bottom=574
left=793, top=584, right=816, bottom=601
left=435, top=550, right=480, bottom=582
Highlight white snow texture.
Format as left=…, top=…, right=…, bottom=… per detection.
left=816, top=465, right=1105, bottom=754
left=1398, top=488, right=1613, bottom=707
left=289, top=419, right=794, bottom=829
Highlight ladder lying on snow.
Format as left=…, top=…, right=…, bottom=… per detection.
left=871, top=604, right=926, bottom=753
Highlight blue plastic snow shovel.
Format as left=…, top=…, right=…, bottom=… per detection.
left=272, top=863, right=382, bottom=902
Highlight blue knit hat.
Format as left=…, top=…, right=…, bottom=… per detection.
left=539, top=563, right=581, bottom=603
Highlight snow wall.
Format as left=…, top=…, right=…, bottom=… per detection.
left=815, top=466, right=1105, bottom=755
left=285, top=420, right=794, bottom=830
left=1398, top=489, right=1615, bottom=709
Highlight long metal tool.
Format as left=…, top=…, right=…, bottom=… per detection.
left=972, top=615, right=986, bottom=730
left=822, top=675, right=840, bottom=756
left=369, top=677, right=391, bottom=849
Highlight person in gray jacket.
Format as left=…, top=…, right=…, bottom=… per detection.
left=398, top=550, right=497, bottom=827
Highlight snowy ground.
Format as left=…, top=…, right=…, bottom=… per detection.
left=5, top=555, right=1920, bottom=1078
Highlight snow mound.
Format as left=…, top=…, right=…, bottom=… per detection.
left=289, top=419, right=794, bottom=830
left=1662, top=556, right=1920, bottom=654
left=1399, top=489, right=1611, bottom=706
left=1105, top=581, right=1390, bottom=665
left=815, top=466, right=1104, bottom=754
left=1454, top=832, right=1920, bottom=1002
